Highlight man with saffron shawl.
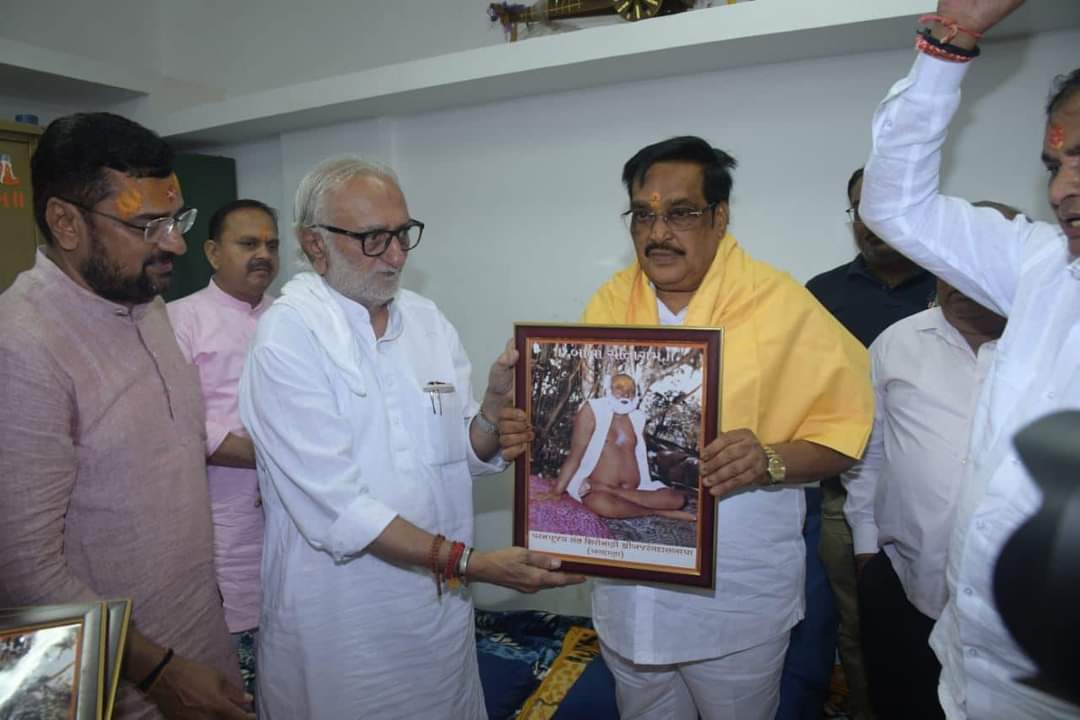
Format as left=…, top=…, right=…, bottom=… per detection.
left=500, top=136, right=874, bottom=720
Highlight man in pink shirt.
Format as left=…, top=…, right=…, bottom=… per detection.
left=0, top=112, right=249, bottom=719
left=168, top=199, right=280, bottom=654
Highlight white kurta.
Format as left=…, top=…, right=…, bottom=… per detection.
left=863, top=53, right=1080, bottom=719
left=239, top=272, right=502, bottom=720
left=842, top=307, right=995, bottom=619
left=591, top=299, right=806, bottom=666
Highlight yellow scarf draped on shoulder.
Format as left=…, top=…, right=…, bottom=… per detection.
left=582, top=234, right=873, bottom=458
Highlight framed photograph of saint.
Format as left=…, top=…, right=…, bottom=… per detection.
left=0, top=602, right=106, bottom=720
left=513, top=323, right=722, bottom=587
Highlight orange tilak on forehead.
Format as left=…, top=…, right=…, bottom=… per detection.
left=114, top=189, right=142, bottom=218
left=147, top=173, right=181, bottom=204
left=137, top=173, right=181, bottom=208
left=111, top=173, right=182, bottom=218
left=1047, top=123, right=1066, bottom=151
left=649, top=192, right=662, bottom=211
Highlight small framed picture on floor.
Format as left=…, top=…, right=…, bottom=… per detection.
left=513, top=323, right=721, bottom=588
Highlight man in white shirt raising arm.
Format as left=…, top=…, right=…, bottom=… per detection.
left=860, top=1, right=1080, bottom=717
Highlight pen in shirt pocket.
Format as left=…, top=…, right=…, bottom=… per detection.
left=423, top=381, right=455, bottom=415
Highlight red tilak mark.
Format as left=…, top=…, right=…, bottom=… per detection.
left=1048, top=123, right=1066, bottom=151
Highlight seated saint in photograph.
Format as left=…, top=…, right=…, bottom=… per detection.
left=541, top=374, right=695, bottom=521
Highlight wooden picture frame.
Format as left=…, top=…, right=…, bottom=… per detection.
left=514, top=323, right=722, bottom=587
left=102, top=600, right=132, bottom=720
left=0, top=602, right=107, bottom=720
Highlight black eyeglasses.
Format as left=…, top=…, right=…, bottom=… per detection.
left=63, top=198, right=197, bottom=245
left=622, top=203, right=717, bottom=234
left=846, top=205, right=862, bottom=223
left=311, top=220, right=424, bottom=257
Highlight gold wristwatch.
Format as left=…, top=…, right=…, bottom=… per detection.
left=763, top=445, right=786, bottom=485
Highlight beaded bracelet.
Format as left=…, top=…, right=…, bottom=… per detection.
left=915, top=29, right=980, bottom=63
left=429, top=534, right=446, bottom=597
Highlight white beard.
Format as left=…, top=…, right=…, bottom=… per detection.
left=323, top=238, right=400, bottom=307
left=606, top=395, right=635, bottom=415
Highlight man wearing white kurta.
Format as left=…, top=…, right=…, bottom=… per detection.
left=498, top=137, right=875, bottom=720
left=239, top=156, right=583, bottom=720
left=861, top=2, right=1080, bottom=717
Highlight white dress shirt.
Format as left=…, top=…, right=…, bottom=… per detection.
left=239, top=272, right=502, bottom=720
left=863, top=53, right=1080, bottom=719
left=843, top=307, right=994, bottom=620
left=589, top=298, right=805, bottom=665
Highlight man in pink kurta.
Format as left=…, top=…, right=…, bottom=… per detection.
left=0, top=113, right=249, bottom=720
left=168, top=199, right=280, bottom=640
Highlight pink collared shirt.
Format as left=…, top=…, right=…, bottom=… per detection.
left=168, top=278, right=273, bottom=633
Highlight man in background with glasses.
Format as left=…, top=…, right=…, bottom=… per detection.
left=0, top=113, right=250, bottom=719
left=238, top=155, right=584, bottom=719
left=500, top=135, right=874, bottom=720
left=792, top=167, right=937, bottom=720
left=167, top=198, right=281, bottom=692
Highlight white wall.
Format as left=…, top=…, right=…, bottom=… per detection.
left=158, top=0, right=504, bottom=96
left=0, top=0, right=225, bottom=119
left=0, top=0, right=161, bottom=74
left=212, top=29, right=1077, bottom=615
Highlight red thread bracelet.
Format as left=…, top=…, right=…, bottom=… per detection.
left=916, top=35, right=975, bottom=64
left=919, top=14, right=983, bottom=44
left=445, top=542, right=465, bottom=579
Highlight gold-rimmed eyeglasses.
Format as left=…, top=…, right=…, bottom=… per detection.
left=622, top=203, right=717, bottom=234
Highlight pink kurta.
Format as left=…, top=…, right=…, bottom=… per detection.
left=168, top=279, right=272, bottom=633
left=0, top=252, right=239, bottom=720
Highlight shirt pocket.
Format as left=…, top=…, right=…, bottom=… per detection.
left=417, top=386, right=469, bottom=466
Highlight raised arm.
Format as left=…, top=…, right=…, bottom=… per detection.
left=861, top=0, right=1033, bottom=318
